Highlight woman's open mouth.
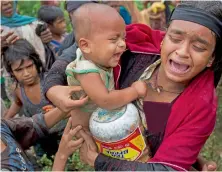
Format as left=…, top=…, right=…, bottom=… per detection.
left=168, top=59, right=191, bottom=75
left=4, top=7, right=13, bottom=15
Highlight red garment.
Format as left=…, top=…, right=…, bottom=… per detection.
left=125, top=23, right=165, bottom=54
left=113, top=24, right=165, bottom=89
left=149, top=70, right=217, bottom=170
left=117, top=24, right=217, bottom=170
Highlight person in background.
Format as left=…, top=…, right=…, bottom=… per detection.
left=41, top=0, right=60, bottom=7
left=3, top=39, right=51, bottom=119
left=1, top=0, right=52, bottom=102
left=2, top=39, right=60, bottom=158
left=106, top=1, right=132, bottom=25
left=139, top=1, right=171, bottom=31
left=0, top=93, right=87, bottom=171
left=38, top=5, right=67, bottom=54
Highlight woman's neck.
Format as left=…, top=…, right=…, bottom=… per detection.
left=24, top=76, right=40, bottom=88
left=157, top=65, right=188, bottom=93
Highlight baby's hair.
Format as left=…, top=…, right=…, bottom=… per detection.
left=3, top=39, right=44, bottom=79
left=71, top=3, right=122, bottom=43
left=38, top=5, right=64, bottom=25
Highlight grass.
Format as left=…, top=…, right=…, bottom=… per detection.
left=201, top=82, right=222, bottom=170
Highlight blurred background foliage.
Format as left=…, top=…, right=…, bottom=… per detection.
left=17, top=1, right=72, bottom=32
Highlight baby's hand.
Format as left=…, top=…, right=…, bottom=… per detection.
left=131, top=81, right=147, bottom=98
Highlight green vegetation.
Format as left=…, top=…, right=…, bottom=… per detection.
left=201, top=83, right=222, bottom=170
left=37, top=150, right=93, bottom=171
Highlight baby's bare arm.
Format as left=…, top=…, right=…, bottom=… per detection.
left=77, top=73, right=140, bottom=110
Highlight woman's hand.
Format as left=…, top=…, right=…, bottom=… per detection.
left=1, top=29, right=19, bottom=50
left=202, top=161, right=217, bottom=171
left=40, top=28, right=52, bottom=43
left=193, top=156, right=217, bottom=171
left=52, top=118, right=84, bottom=171
left=57, top=118, right=84, bottom=158
left=78, top=130, right=99, bottom=167
left=46, top=85, right=88, bottom=113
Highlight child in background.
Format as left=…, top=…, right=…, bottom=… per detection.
left=3, top=39, right=51, bottom=118
left=3, top=39, right=64, bottom=157
left=38, top=5, right=67, bottom=54
left=66, top=3, right=146, bottom=139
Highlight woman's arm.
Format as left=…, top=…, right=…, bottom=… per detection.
left=4, top=94, right=22, bottom=119
left=44, top=97, right=87, bottom=128
left=3, top=108, right=66, bottom=150
left=52, top=119, right=83, bottom=171
left=1, top=29, right=19, bottom=51
left=44, top=44, right=80, bottom=112
left=3, top=95, right=87, bottom=150
left=76, top=73, right=147, bottom=110
left=78, top=130, right=175, bottom=171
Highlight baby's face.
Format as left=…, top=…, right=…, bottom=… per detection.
left=88, top=16, right=126, bottom=68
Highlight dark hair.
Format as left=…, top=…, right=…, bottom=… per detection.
left=3, top=39, right=44, bottom=79
left=179, top=1, right=222, bottom=86
left=37, top=5, right=64, bottom=25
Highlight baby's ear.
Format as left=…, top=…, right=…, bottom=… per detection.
left=78, top=38, right=91, bottom=54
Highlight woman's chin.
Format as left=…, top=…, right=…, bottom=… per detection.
left=165, top=70, right=191, bottom=84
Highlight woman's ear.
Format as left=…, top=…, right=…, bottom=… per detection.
left=207, top=55, right=215, bottom=67
left=78, top=38, right=91, bottom=54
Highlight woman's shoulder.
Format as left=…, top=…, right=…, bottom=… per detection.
left=119, top=50, right=160, bottom=88
left=186, top=70, right=217, bottom=106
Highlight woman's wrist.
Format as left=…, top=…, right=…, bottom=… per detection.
left=52, top=151, right=69, bottom=171
left=55, top=151, right=69, bottom=162
left=89, top=152, right=99, bottom=167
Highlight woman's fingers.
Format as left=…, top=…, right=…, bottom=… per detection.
left=67, top=125, right=82, bottom=140
left=69, top=86, right=83, bottom=94
left=78, top=130, right=97, bottom=150
left=71, top=143, right=83, bottom=150
left=68, top=138, right=84, bottom=148
left=203, top=161, right=217, bottom=171
left=40, top=28, right=52, bottom=43
left=65, top=96, right=88, bottom=110
left=7, top=34, right=19, bottom=44
left=4, top=31, right=14, bottom=37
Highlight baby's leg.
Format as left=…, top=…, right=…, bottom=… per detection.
left=70, top=109, right=91, bottom=138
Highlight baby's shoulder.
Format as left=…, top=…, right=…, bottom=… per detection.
left=67, top=57, right=100, bottom=75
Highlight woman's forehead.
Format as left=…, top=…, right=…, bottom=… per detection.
left=168, top=20, right=216, bottom=43
left=1, top=0, right=13, bottom=6
left=11, top=59, right=33, bottom=70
